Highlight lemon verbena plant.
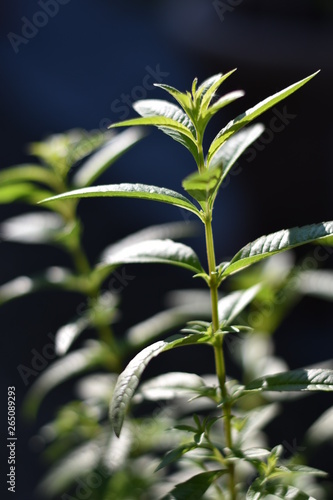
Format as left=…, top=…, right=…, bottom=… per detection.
left=40, top=70, right=333, bottom=499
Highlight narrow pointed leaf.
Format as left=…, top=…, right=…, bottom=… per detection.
left=156, top=442, right=198, bottom=471
left=154, top=83, right=192, bottom=116
left=109, top=115, right=196, bottom=143
left=199, top=69, right=237, bottom=112
left=245, top=368, right=333, bottom=393
left=136, top=372, right=208, bottom=403
left=0, top=183, right=54, bottom=204
left=157, top=126, right=200, bottom=162
left=208, top=124, right=265, bottom=175
left=222, top=221, right=333, bottom=278
left=206, top=90, right=245, bottom=118
left=73, top=128, right=144, bottom=187
left=133, top=99, right=195, bottom=135
left=0, top=212, right=64, bottom=244
left=99, top=239, right=204, bottom=275
left=264, top=484, right=317, bottom=500
left=0, top=164, right=62, bottom=190
left=40, top=183, right=202, bottom=219
left=208, top=71, right=319, bottom=163
left=218, top=284, right=262, bottom=326
left=55, top=316, right=91, bottom=355
left=162, top=470, right=227, bottom=500
left=110, top=333, right=212, bottom=436
left=182, top=164, right=223, bottom=203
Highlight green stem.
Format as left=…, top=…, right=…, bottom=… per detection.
left=204, top=214, right=237, bottom=500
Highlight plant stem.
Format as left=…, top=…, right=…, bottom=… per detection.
left=204, top=214, right=237, bottom=500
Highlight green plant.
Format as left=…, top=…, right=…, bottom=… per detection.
left=35, top=69, right=333, bottom=498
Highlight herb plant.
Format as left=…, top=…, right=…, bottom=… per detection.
left=2, top=70, right=333, bottom=499
left=37, top=69, right=333, bottom=498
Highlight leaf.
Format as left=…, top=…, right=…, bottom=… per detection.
left=297, top=269, right=333, bottom=302
left=110, top=333, right=212, bottom=436
left=40, top=183, right=202, bottom=219
left=156, top=442, right=198, bottom=471
left=245, top=368, right=333, bottom=393
left=23, top=341, right=111, bottom=419
left=101, top=221, right=199, bottom=262
left=55, top=316, right=91, bottom=355
left=135, top=372, right=208, bottom=403
left=198, top=69, right=237, bottom=112
left=208, top=124, right=265, bottom=174
left=99, top=239, right=204, bottom=275
left=109, top=115, right=196, bottom=143
left=72, top=128, right=144, bottom=187
left=208, top=71, right=319, bottom=163
left=0, top=267, right=89, bottom=305
left=264, top=483, right=317, bottom=500
left=0, top=164, right=62, bottom=190
left=205, top=90, right=245, bottom=118
left=0, top=183, right=54, bottom=204
left=182, top=164, right=223, bottom=203
left=246, top=480, right=316, bottom=500
left=221, top=221, right=333, bottom=278
left=218, top=284, right=262, bottom=326
left=133, top=99, right=195, bottom=135
left=154, top=83, right=192, bottom=116
left=162, top=469, right=226, bottom=500
left=0, top=212, right=64, bottom=244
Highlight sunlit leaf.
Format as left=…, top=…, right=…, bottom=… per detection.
left=208, top=71, right=319, bottom=163
left=221, top=221, right=333, bottom=278
left=110, top=333, right=212, bottom=436
left=218, top=284, right=262, bottom=326
left=135, top=372, right=208, bottom=403
left=133, top=99, right=195, bottom=135
left=0, top=164, right=62, bottom=190
left=245, top=368, right=333, bottom=393
left=156, top=442, right=198, bottom=471
left=182, top=164, right=223, bottom=203
left=40, top=183, right=202, bottom=220
left=99, top=239, right=204, bottom=275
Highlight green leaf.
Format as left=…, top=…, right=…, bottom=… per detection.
left=133, top=99, right=195, bottom=135
left=198, top=69, right=237, bottom=112
left=154, top=83, right=192, bottom=117
left=99, top=239, right=204, bottom=275
left=40, top=183, right=202, bottom=219
left=182, top=164, right=223, bottom=203
left=110, top=333, right=212, bottom=436
left=109, top=115, right=196, bottom=142
left=205, top=90, right=245, bottom=118
left=218, top=284, right=262, bottom=326
left=208, top=71, right=319, bottom=163
left=0, top=183, right=54, bottom=204
left=221, top=221, right=333, bottom=278
left=246, top=480, right=316, bottom=500
left=208, top=124, right=265, bottom=174
left=297, top=269, right=333, bottom=302
left=156, top=442, right=198, bottom=471
left=264, top=483, right=317, bottom=500
left=72, top=128, right=144, bottom=187
left=135, top=372, right=208, bottom=403
left=101, top=221, right=198, bottom=260
left=23, top=341, right=111, bottom=419
left=162, top=469, right=226, bottom=500
left=0, top=164, right=62, bottom=190
left=0, top=212, right=64, bottom=244
left=245, top=368, right=333, bottom=393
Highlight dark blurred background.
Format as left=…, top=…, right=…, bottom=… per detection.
left=1, top=1, right=333, bottom=498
